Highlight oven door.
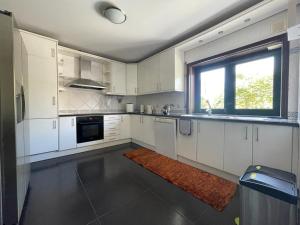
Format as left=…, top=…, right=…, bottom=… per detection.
left=77, top=121, right=104, bottom=144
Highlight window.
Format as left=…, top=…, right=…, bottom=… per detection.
left=200, top=67, right=225, bottom=109
left=190, top=35, right=288, bottom=117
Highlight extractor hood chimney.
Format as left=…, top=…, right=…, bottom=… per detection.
left=66, top=59, right=106, bottom=90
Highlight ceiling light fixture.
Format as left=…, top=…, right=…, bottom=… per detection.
left=103, top=6, right=126, bottom=24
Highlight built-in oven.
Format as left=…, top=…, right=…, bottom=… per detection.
left=77, top=116, right=104, bottom=144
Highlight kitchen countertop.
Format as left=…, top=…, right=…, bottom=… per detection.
left=59, top=112, right=299, bottom=127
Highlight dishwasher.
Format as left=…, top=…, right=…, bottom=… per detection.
left=154, top=117, right=177, bottom=160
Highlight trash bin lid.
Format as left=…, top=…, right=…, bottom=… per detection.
left=239, top=165, right=298, bottom=205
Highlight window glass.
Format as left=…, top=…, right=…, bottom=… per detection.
left=235, top=57, right=274, bottom=109
left=200, top=68, right=225, bottom=109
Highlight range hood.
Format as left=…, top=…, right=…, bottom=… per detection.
left=66, top=59, right=106, bottom=90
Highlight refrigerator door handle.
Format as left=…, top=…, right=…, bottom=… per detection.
left=21, top=86, right=25, bottom=120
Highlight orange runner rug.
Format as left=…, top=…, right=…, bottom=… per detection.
left=124, top=148, right=237, bottom=211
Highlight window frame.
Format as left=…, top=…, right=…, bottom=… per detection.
left=187, top=34, right=289, bottom=118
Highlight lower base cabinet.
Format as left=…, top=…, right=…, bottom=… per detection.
left=120, top=115, right=131, bottom=139
left=224, top=122, right=253, bottom=176
left=253, top=124, right=293, bottom=172
left=196, top=121, right=224, bottom=170
left=59, top=117, right=76, bottom=150
left=131, top=115, right=155, bottom=146
left=26, top=118, right=58, bottom=155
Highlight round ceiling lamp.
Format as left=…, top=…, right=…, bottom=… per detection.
left=103, top=7, right=126, bottom=24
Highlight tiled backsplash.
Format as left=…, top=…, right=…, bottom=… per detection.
left=58, top=88, right=136, bottom=114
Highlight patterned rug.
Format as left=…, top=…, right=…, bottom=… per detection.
left=124, top=148, right=237, bottom=211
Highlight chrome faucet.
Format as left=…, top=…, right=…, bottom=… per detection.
left=206, top=100, right=212, bottom=115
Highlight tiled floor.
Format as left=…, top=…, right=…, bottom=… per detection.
left=20, top=144, right=239, bottom=225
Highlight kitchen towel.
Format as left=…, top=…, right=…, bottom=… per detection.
left=179, top=119, right=192, bottom=136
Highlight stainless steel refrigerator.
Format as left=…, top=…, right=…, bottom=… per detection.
left=0, top=10, right=31, bottom=225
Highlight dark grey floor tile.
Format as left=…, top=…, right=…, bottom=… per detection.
left=125, top=159, right=208, bottom=222
left=21, top=162, right=97, bottom=225
left=86, top=219, right=101, bottom=225
left=77, top=157, right=148, bottom=216
left=195, top=190, right=240, bottom=225
left=99, top=190, right=193, bottom=225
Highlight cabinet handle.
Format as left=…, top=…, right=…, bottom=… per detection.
left=71, top=118, right=75, bottom=126
left=245, top=127, right=248, bottom=140
left=53, top=120, right=56, bottom=129
left=256, top=127, right=259, bottom=142
left=52, top=96, right=56, bottom=106
left=51, top=48, right=55, bottom=58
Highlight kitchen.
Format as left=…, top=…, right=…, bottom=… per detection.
left=0, top=0, right=300, bottom=225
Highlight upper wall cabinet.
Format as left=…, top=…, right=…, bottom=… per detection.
left=126, top=64, right=138, bottom=95
left=108, top=61, right=126, bottom=95
left=20, top=30, right=58, bottom=119
left=137, top=48, right=185, bottom=95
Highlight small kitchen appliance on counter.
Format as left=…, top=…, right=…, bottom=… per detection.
left=145, top=105, right=153, bottom=114
left=126, top=103, right=134, bottom=113
left=140, top=104, right=144, bottom=113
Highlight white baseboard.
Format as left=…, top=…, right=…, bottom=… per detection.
left=30, top=139, right=131, bottom=163
left=177, top=155, right=239, bottom=184
left=131, top=139, right=156, bottom=151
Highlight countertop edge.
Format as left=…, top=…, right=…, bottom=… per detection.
left=58, top=112, right=299, bottom=127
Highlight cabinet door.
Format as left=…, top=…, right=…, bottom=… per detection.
left=28, top=119, right=58, bottom=155
left=253, top=124, right=292, bottom=172
left=120, top=115, right=131, bottom=139
left=197, top=121, right=224, bottom=170
left=159, top=49, right=175, bottom=92
left=143, top=57, right=160, bottom=94
left=20, top=31, right=57, bottom=59
left=141, top=116, right=155, bottom=146
left=177, top=120, right=197, bottom=161
left=126, top=64, right=137, bottom=95
left=26, top=55, right=58, bottom=119
left=137, top=61, right=146, bottom=95
left=224, top=123, right=252, bottom=176
left=131, top=115, right=142, bottom=141
left=59, top=117, right=76, bottom=151
left=111, top=62, right=126, bottom=95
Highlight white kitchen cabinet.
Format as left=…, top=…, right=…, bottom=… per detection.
left=59, top=117, right=76, bottom=151
left=109, top=61, right=126, bottom=95
left=159, top=48, right=184, bottom=92
left=131, top=115, right=142, bottom=141
left=137, top=61, right=147, bottom=95
left=104, top=115, right=121, bottom=142
left=126, top=64, right=137, bottom=95
left=137, top=48, right=184, bottom=95
left=20, top=30, right=57, bottom=59
left=142, top=116, right=155, bottom=146
left=120, top=115, right=131, bottom=139
left=177, top=120, right=197, bottom=161
left=27, top=119, right=58, bottom=155
left=253, top=124, right=293, bottom=172
left=224, top=122, right=253, bottom=176
left=20, top=30, right=58, bottom=119
left=26, top=55, right=58, bottom=119
left=196, top=120, right=224, bottom=170
left=130, top=115, right=155, bottom=146
left=137, top=57, right=160, bottom=94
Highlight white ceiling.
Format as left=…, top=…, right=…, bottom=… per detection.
left=1, top=0, right=262, bottom=62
